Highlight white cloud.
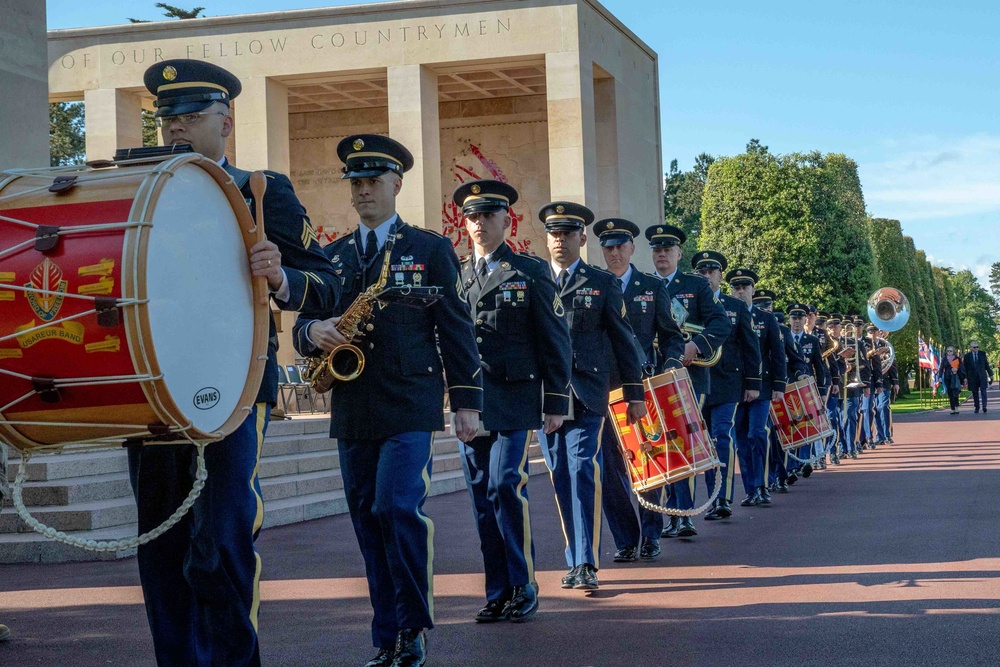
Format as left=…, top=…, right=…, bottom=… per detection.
left=860, top=134, right=1000, bottom=221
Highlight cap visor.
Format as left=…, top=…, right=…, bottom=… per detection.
left=600, top=237, right=630, bottom=247
left=462, top=202, right=508, bottom=215
left=342, top=168, right=393, bottom=180
left=154, top=100, right=216, bottom=118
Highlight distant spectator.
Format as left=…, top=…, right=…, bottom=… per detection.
left=938, top=346, right=966, bottom=414
left=963, top=341, right=993, bottom=413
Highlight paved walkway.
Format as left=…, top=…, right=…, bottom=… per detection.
left=2, top=389, right=999, bottom=666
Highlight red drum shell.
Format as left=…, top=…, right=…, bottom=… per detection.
left=769, top=376, right=835, bottom=452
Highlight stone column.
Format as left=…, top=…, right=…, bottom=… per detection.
left=0, top=1, right=48, bottom=168
left=83, top=89, right=143, bottom=162
left=387, top=64, right=441, bottom=231
left=234, top=77, right=290, bottom=174
left=545, top=51, right=598, bottom=261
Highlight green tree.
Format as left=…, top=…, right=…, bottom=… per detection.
left=49, top=102, right=86, bottom=166
left=664, top=153, right=714, bottom=258
left=130, top=3, right=205, bottom=22
left=989, top=261, right=1000, bottom=301
left=866, top=218, right=918, bottom=392
left=699, top=142, right=874, bottom=314
left=951, top=269, right=1000, bottom=359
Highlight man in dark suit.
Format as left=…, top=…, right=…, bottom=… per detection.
left=593, top=218, right=685, bottom=562
left=964, top=341, right=993, bottom=413
left=133, top=60, right=340, bottom=667
left=294, top=135, right=482, bottom=667
left=539, top=202, right=646, bottom=591
left=732, top=272, right=786, bottom=506
left=646, top=225, right=731, bottom=538
left=690, top=252, right=761, bottom=521
left=453, top=180, right=572, bottom=624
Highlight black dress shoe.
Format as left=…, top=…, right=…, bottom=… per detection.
left=704, top=503, right=723, bottom=520
left=364, top=648, right=395, bottom=667
left=768, top=482, right=778, bottom=492
left=758, top=487, right=772, bottom=505
left=574, top=564, right=599, bottom=590
left=887, top=437, right=894, bottom=443
left=613, top=546, right=638, bottom=562
left=392, top=629, right=426, bottom=667
left=716, top=499, right=732, bottom=517
left=850, top=451, right=858, bottom=459
left=505, top=584, right=538, bottom=623
left=561, top=565, right=581, bottom=589
left=741, top=493, right=758, bottom=507
left=801, top=463, right=813, bottom=478
left=831, top=454, right=841, bottom=465
left=677, top=516, right=697, bottom=537
left=785, top=472, right=797, bottom=485
left=474, top=598, right=510, bottom=623
left=777, top=480, right=789, bottom=493
left=640, top=537, right=660, bottom=559
left=983, top=408, right=987, bottom=413
left=661, top=516, right=679, bottom=538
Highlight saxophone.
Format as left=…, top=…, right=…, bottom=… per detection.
left=303, top=230, right=395, bottom=393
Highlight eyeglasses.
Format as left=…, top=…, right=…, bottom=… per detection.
left=154, top=111, right=227, bottom=128
left=971, top=346, right=979, bottom=349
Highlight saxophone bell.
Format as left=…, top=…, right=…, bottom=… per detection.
left=328, top=344, right=366, bottom=383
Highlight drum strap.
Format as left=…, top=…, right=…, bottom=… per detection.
left=223, top=163, right=254, bottom=193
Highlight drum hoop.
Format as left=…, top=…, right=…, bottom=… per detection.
left=125, top=154, right=268, bottom=442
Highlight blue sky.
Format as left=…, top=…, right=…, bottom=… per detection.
left=46, top=0, right=1000, bottom=283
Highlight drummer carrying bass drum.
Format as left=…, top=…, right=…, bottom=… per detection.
left=130, top=60, right=340, bottom=667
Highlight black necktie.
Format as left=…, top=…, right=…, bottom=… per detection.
left=476, top=257, right=489, bottom=287
left=557, top=269, right=569, bottom=291
left=363, top=229, right=378, bottom=264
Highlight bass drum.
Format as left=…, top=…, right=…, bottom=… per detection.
left=0, top=154, right=268, bottom=453
left=769, top=376, right=835, bottom=452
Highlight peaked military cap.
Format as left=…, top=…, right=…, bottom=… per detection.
left=807, top=304, right=818, bottom=314
left=827, top=314, right=843, bottom=325
left=593, top=218, right=640, bottom=247
left=725, top=267, right=759, bottom=287
left=337, top=134, right=414, bottom=179
left=539, top=201, right=594, bottom=231
left=692, top=250, right=727, bottom=272
left=773, top=311, right=786, bottom=324
left=645, top=224, right=686, bottom=248
left=144, top=59, right=242, bottom=118
left=753, top=288, right=777, bottom=303
left=865, top=322, right=878, bottom=332
left=815, top=314, right=828, bottom=326
left=453, top=180, right=518, bottom=215
left=788, top=302, right=809, bottom=317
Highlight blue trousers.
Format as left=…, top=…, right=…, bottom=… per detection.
left=826, top=393, right=844, bottom=456
left=861, top=392, right=876, bottom=443
left=875, top=390, right=891, bottom=441
left=460, top=430, right=535, bottom=602
left=128, top=404, right=269, bottom=667
left=844, top=395, right=862, bottom=454
left=735, top=398, right=771, bottom=496
left=599, top=418, right=662, bottom=549
left=767, top=426, right=787, bottom=485
left=539, top=406, right=604, bottom=568
left=704, top=402, right=738, bottom=503
left=339, top=432, right=435, bottom=649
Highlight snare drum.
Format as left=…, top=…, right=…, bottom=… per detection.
left=0, top=155, right=268, bottom=453
left=769, top=376, right=834, bottom=452
left=608, top=367, right=718, bottom=493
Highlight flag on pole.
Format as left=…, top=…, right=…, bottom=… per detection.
left=918, top=336, right=934, bottom=370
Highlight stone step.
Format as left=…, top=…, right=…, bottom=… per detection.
left=7, top=449, right=129, bottom=482
left=16, top=471, right=133, bottom=507
left=0, top=496, right=136, bottom=533
left=0, top=524, right=137, bottom=564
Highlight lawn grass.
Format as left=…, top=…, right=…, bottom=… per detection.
left=891, top=388, right=971, bottom=414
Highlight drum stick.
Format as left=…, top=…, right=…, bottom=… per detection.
left=249, top=171, right=268, bottom=307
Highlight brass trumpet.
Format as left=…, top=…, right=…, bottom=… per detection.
left=682, top=322, right=723, bottom=367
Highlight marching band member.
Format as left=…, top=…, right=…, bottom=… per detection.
left=841, top=317, right=874, bottom=459
left=811, top=311, right=835, bottom=468
left=646, top=225, right=731, bottom=537
left=294, top=135, right=482, bottom=667
left=786, top=303, right=830, bottom=477
left=862, top=324, right=885, bottom=448
left=594, top=218, right=685, bottom=562
left=732, top=273, right=786, bottom=507
left=454, top=180, right=572, bottom=623
left=691, top=252, right=761, bottom=521
left=824, top=315, right=848, bottom=464
left=539, top=202, right=646, bottom=591
left=133, top=60, right=340, bottom=667
left=761, top=300, right=806, bottom=491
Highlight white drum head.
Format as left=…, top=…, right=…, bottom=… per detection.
left=145, top=163, right=255, bottom=434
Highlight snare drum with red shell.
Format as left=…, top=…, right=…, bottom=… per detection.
left=0, top=155, right=269, bottom=453
left=608, top=367, right=718, bottom=493
left=769, top=376, right=834, bottom=452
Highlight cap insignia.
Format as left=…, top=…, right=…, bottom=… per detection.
left=737, top=270, right=743, bottom=276
left=608, top=221, right=615, bottom=229
left=162, top=66, right=177, bottom=81
left=471, top=184, right=481, bottom=194
left=556, top=205, right=565, bottom=214
left=352, top=138, right=365, bottom=151
left=657, top=227, right=663, bottom=233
